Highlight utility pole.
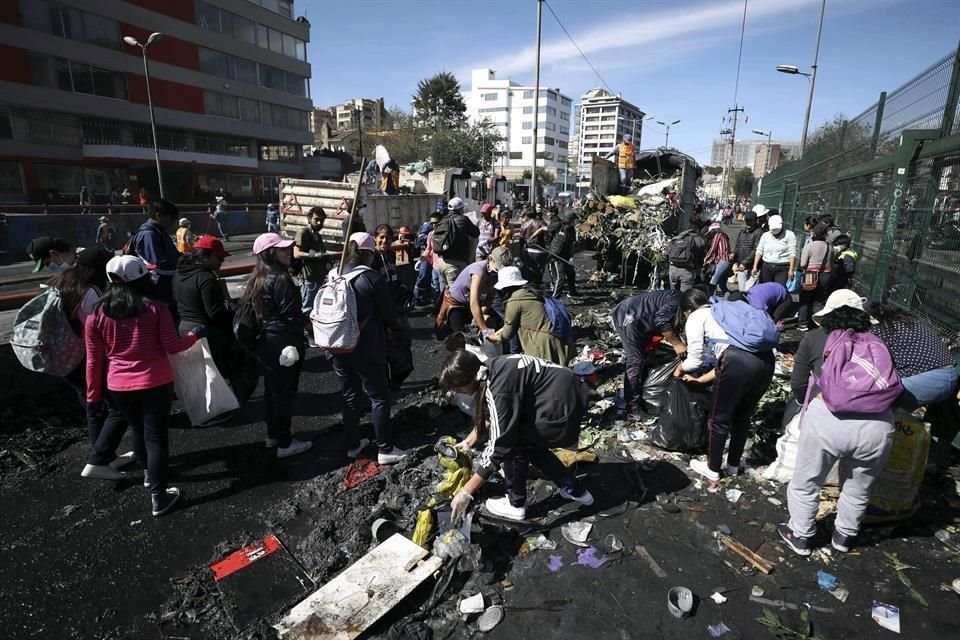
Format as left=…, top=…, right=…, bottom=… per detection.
left=800, top=0, right=826, bottom=157
left=530, top=0, right=544, bottom=206
left=720, top=106, right=744, bottom=200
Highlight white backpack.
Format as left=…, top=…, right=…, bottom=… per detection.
left=310, top=266, right=373, bottom=354
left=11, top=288, right=84, bottom=376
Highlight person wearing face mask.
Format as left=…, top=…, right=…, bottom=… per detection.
left=751, top=213, right=797, bottom=286
left=28, top=236, right=76, bottom=274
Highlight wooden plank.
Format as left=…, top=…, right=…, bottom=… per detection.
left=275, top=534, right=442, bottom=640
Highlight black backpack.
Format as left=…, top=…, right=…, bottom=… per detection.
left=233, top=300, right=262, bottom=352
left=431, top=215, right=460, bottom=257
left=665, top=230, right=700, bottom=267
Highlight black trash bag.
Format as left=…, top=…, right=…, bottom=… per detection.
left=649, top=378, right=712, bottom=452
left=642, top=355, right=683, bottom=416
left=386, top=314, right=415, bottom=388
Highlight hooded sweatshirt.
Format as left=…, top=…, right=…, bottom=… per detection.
left=173, top=261, right=233, bottom=333
left=499, top=287, right=573, bottom=365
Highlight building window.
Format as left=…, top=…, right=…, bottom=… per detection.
left=0, top=161, right=24, bottom=194
left=585, top=125, right=599, bottom=131
left=561, top=97, right=571, bottom=107
left=522, top=121, right=533, bottom=130
left=199, top=1, right=306, bottom=60
left=482, top=93, right=498, bottom=101
left=521, top=136, right=532, bottom=144
left=479, top=108, right=507, bottom=113
left=560, top=112, right=569, bottom=121
left=260, top=65, right=286, bottom=91
left=522, top=107, right=533, bottom=115
left=0, top=111, right=12, bottom=139
left=35, top=163, right=84, bottom=193
left=204, top=90, right=240, bottom=119
left=557, top=140, right=568, bottom=149
left=601, top=115, right=615, bottom=121
left=81, top=118, right=122, bottom=144
left=601, top=106, right=616, bottom=113
left=259, top=144, right=300, bottom=161
left=544, top=121, right=556, bottom=131
left=32, top=55, right=128, bottom=100
left=585, top=107, right=600, bottom=114
left=233, top=14, right=257, bottom=44
left=239, top=97, right=260, bottom=123
left=538, top=106, right=557, bottom=116
left=509, top=151, right=523, bottom=160
left=21, top=1, right=121, bottom=50
left=536, top=151, right=554, bottom=160
left=522, top=90, right=533, bottom=99
left=543, top=136, right=555, bottom=146
left=286, top=73, right=307, bottom=97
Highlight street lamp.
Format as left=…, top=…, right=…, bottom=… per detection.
left=655, top=119, right=681, bottom=148
left=124, top=32, right=165, bottom=199
left=776, top=0, right=826, bottom=158
left=752, top=128, right=773, bottom=174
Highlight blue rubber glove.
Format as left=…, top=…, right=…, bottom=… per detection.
left=190, top=325, right=208, bottom=339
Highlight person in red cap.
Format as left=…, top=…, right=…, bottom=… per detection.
left=476, top=203, right=501, bottom=262
left=173, top=236, right=254, bottom=407
left=239, top=233, right=313, bottom=458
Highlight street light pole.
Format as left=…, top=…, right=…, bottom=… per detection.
left=124, top=32, right=165, bottom=199
left=530, top=0, right=544, bottom=207
left=802, top=0, right=826, bottom=157
left=656, top=119, right=681, bottom=148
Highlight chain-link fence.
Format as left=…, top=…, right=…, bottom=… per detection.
left=755, top=44, right=960, bottom=335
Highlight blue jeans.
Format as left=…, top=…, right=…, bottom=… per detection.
left=619, top=168, right=634, bottom=189
left=414, top=259, right=433, bottom=305
left=300, top=280, right=320, bottom=317
left=709, top=260, right=732, bottom=294
left=900, top=366, right=958, bottom=410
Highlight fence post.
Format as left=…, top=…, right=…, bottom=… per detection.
left=938, top=42, right=960, bottom=138
left=870, top=92, right=887, bottom=158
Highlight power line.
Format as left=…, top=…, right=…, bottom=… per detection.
left=732, top=0, right=748, bottom=106
left=543, top=0, right=614, bottom=93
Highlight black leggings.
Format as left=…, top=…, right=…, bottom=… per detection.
left=761, top=262, right=791, bottom=286
left=108, top=384, right=173, bottom=495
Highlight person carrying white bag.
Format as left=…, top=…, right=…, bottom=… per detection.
left=168, top=338, right=240, bottom=427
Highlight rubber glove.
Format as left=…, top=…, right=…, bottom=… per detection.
left=450, top=488, right=473, bottom=524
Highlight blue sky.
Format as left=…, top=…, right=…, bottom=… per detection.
left=301, top=0, right=960, bottom=164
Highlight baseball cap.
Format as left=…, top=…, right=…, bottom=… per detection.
left=179, top=218, right=190, bottom=227
left=623, top=134, right=633, bottom=143
left=194, top=235, right=231, bottom=258
left=752, top=204, right=769, bottom=218
left=768, top=215, right=784, bottom=231
left=813, top=289, right=866, bottom=322
left=743, top=210, right=757, bottom=221
left=253, top=232, right=294, bottom=255
left=27, top=236, right=72, bottom=273
left=106, top=255, right=149, bottom=283
left=350, top=232, right=376, bottom=251
left=480, top=203, right=494, bottom=215
left=489, top=245, right=512, bottom=270
left=448, top=197, right=464, bottom=211
left=75, top=246, right=111, bottom=270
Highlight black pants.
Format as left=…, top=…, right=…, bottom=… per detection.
left=550, top=258, right=577, bottom=295
left=618, top=328, right=650, bottom=413
left=65, top=362, right=129, bottom=459
left=707, top=347, right=775, bottom=472
left=503, top=445, right=584, bottom=507
left=797, top=272, right=833, bottom=327
left=109, top=384, right=173, bottom=495
left=761, top=262, right=790, bottom=286
left=331, top=352, right=393, bottom=453
left=257, top=332, right=304, bottom=449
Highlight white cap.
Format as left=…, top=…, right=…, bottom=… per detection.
left=448, top=197, right=465, bottom=211
left=493, top=266, right=528, bottom=290
left=106, top=255, right=149, bottom=283
left=768, top=214, right=784, bottom=231
left=813, top=288, right=866, bottom=322
left=752, top=204, right=769, bottom=217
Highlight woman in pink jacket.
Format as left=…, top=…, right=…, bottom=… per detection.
left=85, top=256, right=204, bottom=517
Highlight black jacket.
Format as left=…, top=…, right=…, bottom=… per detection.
left=476, top=355, right=588, bottom=479
left=336, top=262, right=398, bottom=364
left=442, top=212, right=480, bottom=263
left=173, top=262, right=233, bottom=332
left=791, top=328, right=828, bottom=401
left=733, top=225, right=765, bottom=265
left=612, top=290, right=682, bottom=341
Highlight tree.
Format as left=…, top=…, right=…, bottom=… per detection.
left=703, top=165, right=724, bottom=176
left=731, top=167, right=754, bottom=197
left=412, top=72, right=467, bottom=130
left=521, top=167, right=556, bottom=186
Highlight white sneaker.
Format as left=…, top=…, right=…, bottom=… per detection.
left=485, top=496, right=526, bottom=521
left=378, top=446, right=410, bottom=465
left=143, top=472, right=150, bottom=489
left=277, top=439, right=313, bottom=459
left=264, top=438, right=278, bottom=449
left=109, top=451, right=136, bottom=470
left=723, top=463, right=742, bottom=477
left=81, top=464, right=127, bottom=481
left=347, top=438, right=370, bottom=459
left=560, top=488, right=595, bottom=506
left=690, top=459, right=720, bottom=482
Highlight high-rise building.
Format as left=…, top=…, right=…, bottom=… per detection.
left=574, top=89, right=644, bottom=188
left=0, top=0, right=312, bottom=203
left=464, top=68, right=572, bottom=179
left=334, top=97, right=388, bottom=131
left=711, top=139, right=800, bottom=171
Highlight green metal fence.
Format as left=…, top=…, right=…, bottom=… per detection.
left=755, top=42, right=960, bottom=335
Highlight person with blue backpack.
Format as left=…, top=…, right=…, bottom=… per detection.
left=485, top=266, right=573, bottom=366
left=677, top=288, right=777, bottom=483
left=780, top=290, right=902, bottom=556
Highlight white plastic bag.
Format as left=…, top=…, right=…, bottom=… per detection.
left=740, top=273, right=759, bottom=293
left=169, top=338, right=239, bottom=426
left=762, top=405, right=802, bottom=483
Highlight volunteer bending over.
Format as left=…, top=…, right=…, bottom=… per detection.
left=441, top=351, right=594, bottom=522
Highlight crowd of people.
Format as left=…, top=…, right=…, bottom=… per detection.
left=19, top=194, right=958, bottom=558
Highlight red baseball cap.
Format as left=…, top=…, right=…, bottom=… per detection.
left=480, top=203, right=494, bottom=215
left=194, top=235, right=231, bottom=258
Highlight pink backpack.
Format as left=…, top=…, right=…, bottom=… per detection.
left=816, top=329, right=903, bottom=414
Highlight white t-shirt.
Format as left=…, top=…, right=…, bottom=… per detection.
left=681, top=306, right=729, bottom=372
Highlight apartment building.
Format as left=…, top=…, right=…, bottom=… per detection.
left=711, top=139, right=800, bottom=171
left=0, top=0, right=312, bottom=204
left=464, top=68, right=572, bottom=180
left=575, top=88, right=644, bottom=184
left=334, top=97, right=388, bottom=131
